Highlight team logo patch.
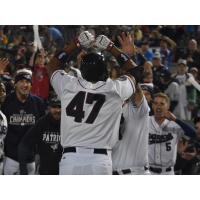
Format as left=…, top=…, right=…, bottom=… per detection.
left=149, top=133, right=174, bottom=144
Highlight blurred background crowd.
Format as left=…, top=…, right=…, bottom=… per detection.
left=1, top=25, right=200, bottom=175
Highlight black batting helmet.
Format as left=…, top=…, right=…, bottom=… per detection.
left=80, top=52, right=108, bottom=82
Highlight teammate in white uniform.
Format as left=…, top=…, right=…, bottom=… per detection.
left=47, top=31, right=136, bottom=175
left=112, top=84, right=150, bottom=175
left=149, top=93, right=196, bottom=175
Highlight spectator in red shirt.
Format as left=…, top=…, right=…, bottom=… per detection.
left=31, top=50, right=49, bottom=101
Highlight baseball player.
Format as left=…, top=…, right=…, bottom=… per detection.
left=149, top=92, right=196, bottom=175
left=47, top=31, right=136, bottom=175
left=112, top=83, right=150, bottom=175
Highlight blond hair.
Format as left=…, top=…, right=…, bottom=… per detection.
left=153, top=92, right=169, bottom=105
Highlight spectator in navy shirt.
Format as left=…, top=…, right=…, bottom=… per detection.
left=2, top=68, right=45, bottom=174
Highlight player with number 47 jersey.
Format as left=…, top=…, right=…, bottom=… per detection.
left=48, top=31, right=136, bottom=175
left=51, top=70, right=134, bottom=149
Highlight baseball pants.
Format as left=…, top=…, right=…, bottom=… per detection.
left=3, top=157, right=35, bottom=175
left=59, top=147, right=112, bottom=175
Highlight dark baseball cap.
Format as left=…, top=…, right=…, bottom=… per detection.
left=15, top=69, right=32, bottom=84
left=160, top=69, right=171, bottom=79
left=48, top=96, right=61, bottom=107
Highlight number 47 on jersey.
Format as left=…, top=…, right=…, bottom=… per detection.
left=66, top=91, right=106, bottom=124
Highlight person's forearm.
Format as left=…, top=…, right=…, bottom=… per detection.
left=175, top=119, right=196, bottom=138
left=46, top=41, right=78, bottom=78
left=108, top=45, right=137, bottom=72
left=29, top=52, right=36, bottom=67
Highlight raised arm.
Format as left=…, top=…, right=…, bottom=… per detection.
left=164, top=111, right=196, bottom=138
left=95, top=34, right=137, bottom=73
left=0, top=57, right=9, bottom=74
left=46, top=31, right=95, bottom=78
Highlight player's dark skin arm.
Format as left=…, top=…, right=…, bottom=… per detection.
left=107, top=33, right=142, bottom=84
left=108, top=45, right=137, bottom=73
left=107, top=45, right=137, bottom=86
left=46, top=41, right=78, bottom=78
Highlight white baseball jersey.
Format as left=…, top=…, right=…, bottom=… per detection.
left=164, top=81, right=179, bottom=102
left=148, top=116, right=183, bottom=167
left=112, top=96, right=150, bottom=170
left=51, top=70, right=135, bottom=149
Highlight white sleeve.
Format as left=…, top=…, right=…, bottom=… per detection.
left=131, top=96, right=150, bottom=117
left=114, top=75, right=135, bottom=101
left=50, top=70, right=67, bottom=99
left=187, top=73, right=200, bottom=92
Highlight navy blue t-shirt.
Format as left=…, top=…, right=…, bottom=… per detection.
left=2, top=92, right=45, bottom=162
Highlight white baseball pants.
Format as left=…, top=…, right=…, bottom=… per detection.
left=59, top=147, right=112, bottom=175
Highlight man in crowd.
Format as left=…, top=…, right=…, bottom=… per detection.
left=2, top=68, right=45, bottom=174
left=18, top=95, right=62, bottom=175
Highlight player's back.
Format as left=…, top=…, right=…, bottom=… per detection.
left=51, top=70, right=134, bottom=149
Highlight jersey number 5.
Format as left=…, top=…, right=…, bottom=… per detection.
left=165, top=142, right=171, bottom=151
left=66, top=91, right=105, bottom=124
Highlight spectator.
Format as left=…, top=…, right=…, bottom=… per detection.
left=18, top=95, right=62, bottom=175
left=140, top=41, right=154, bottom=61
left=174, top=59, right=200, bottom=120
left=31, top=50, right=49, bottom=101
left=152, top=52, right=169, bottom=88
left=2, top=68, right=45, bottom=175
left=159, top=36, right=176, bottom=68
left=159, top=69, right=179, bottom=112
left=183, top=39, right=200, bottom=69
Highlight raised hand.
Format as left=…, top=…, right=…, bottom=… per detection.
left=117, top=32, right=136, bottom=56
left=0, top=58, right=9, bottom=74
left=77, top=31, right=95, bottom=49
left=164, top=111, right=176, bottom=121
left=95, top=35, right=113, bottom=51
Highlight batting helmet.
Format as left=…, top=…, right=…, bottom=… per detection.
left=80, top=52, right=108, bottom=82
